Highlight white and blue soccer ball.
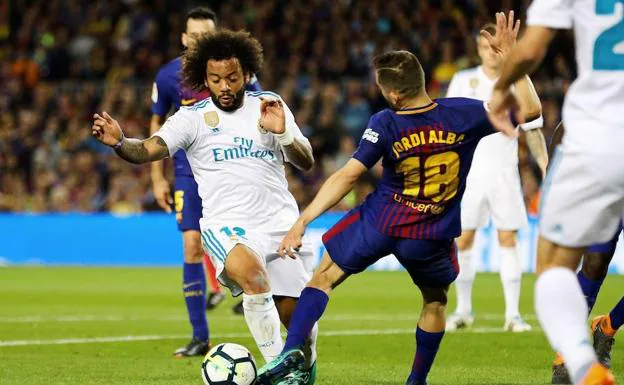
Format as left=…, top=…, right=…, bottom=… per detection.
left=201, top=343, right=257, bottom=385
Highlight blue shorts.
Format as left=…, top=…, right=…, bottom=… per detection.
left=587, top=223, right=622, bottom=255
left=322, top=209, right=459, bottom=288
left=173, top=176, right=202, bottom=232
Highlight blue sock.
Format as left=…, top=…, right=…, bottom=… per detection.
left=609, top=297, right=624, bottom=330
left=407, top=327, right=444, bottom=384
left=577, top=271, right=603, bottom=313
left=183, top=262, right=209, bottom=341
left=283, top=287, right=329, bottom=352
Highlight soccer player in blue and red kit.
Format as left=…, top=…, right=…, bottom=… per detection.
left=256, top=33, right=542, bottom=385
left=150, top=7, right=261, bottom=357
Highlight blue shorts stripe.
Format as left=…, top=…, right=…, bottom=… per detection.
left=207, top=230, right=229, bottom=259
left=201, top=232, right=224, bottom=262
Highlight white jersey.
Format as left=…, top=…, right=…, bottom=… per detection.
left=527, top=0, right=624, bottom=152
left=446, top=66, right=518, bottom=175
left=154, top=91, right=308, bottom=231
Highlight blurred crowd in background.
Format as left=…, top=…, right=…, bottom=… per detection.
left=0, top=0, right=575, bottom=214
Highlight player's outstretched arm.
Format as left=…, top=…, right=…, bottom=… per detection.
left=513, top=75, right=548, bottom=176
left=277, top=159, right=367, bottom=258
left=92, top=112, right=169, bottom=164
left=488, top=26, right=555, bottom=135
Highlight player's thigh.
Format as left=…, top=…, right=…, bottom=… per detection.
left=536, top=236, right=585, bottom=275
left=488, top=168, right=528, bottom=231
left=200, top=225, right=266, bottom=296
left=394, top=239, right=459, bottom=288
left=174, top=176, right=202, bottom=233
left=321, top=209, right=394, bottom=277
left=581, top=224, right=622, bottom=279
left=539, top=147, right=624, bottom=247
left=460, top=177, right=489, bottom=230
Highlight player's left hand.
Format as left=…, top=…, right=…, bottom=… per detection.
left=258, top=97, right=286, bottom=134
left=277, top=219, right=305, bottom=259
left=487, top=88, right=519, bottom=137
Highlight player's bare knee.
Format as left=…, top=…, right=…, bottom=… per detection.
left=307, top=270, right=333, bottom=292
left=581, top=253, right=610, bottom=281
left=497, top=231, right=517, bottom=248
left=183, top=231, right=203, bottom=264
left=240, top=268, right=271, bottom=295
left=420, top=286, right=449, bottom=306
left=456, top=231, right=475, bottom=250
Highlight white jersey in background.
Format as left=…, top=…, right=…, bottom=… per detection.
left=528, top=0, right=624, bottom=153
left=447, top=66, right=518, bottom=173
left=446, top=66, right=527, bottom=230
left=527, top=0, right=624, bottom=245
left=155, top=91, right=305, bottom=232
left=154, top=90, right=314, bottom=297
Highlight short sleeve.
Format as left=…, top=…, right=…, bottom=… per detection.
left=151, top=70, right=173, bottom=116
left=527, top=0, right=573, bottom=29
left=152, top=109, right=198, bottom=156
left=352, top=114, right=386, bottom=169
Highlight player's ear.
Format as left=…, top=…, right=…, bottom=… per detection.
left=181, top=33, right=188, bottom=48
left=244, top=72, right=250, bottom=84
left=204, top=76, right=209, bottom=89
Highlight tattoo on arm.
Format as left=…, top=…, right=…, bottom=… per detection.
left=282, top=139, right=314, bottom=171
left=115, top=136, right=169, bottom=164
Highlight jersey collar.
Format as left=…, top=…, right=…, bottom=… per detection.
left=396, top=102, right=438, bottom=115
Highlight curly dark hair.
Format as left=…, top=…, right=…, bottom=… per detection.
left=182, top=29, right=263, bottom=92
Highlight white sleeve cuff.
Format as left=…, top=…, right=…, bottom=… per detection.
left=519, top=116, right=544, bottom=131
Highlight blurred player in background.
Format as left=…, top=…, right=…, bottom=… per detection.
left=92, top=30, right=318, bottom=381
left=488, top=0, right=624, bottom=383
left=256, top=14, right=542, bottom=384
left=150, top=6, right=262, bottom=357
left=445, top=12, right=548, bottom=333
left=547, top=123, right=623, bottom=384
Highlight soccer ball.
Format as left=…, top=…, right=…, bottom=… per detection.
left=201, top=343, right=257, bottom=385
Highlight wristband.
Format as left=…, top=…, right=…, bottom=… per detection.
left=274, top=128, right=295, bottom=146
left=519, top=116, right=544, bottom=131
left=112, top=132, right=125, bottom=149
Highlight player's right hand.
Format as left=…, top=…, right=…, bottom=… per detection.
left=277, top=219, right=305, bottom=259
left=152, top=178, right=173, bottom=213
left=92, top=112, right=123, bottom=147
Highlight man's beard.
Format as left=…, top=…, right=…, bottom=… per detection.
left=211, top=87, right=246, bottom=112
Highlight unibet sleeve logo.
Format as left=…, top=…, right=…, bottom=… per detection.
left=362, top=128, right=379, bottom=143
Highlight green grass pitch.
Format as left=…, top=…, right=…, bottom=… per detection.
left=1, top=267, right=622, bottom=384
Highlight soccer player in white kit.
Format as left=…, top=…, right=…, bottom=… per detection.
left=446, top=12, right=549, bottom=332
left=488, top=1, right=624, bottom=384
left=91, top=30, right=319, bottom=381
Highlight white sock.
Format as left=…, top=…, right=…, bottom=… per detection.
left=536, top=267, right=596, bottom=384
left=302, top=322, right=318, bottom=369
left=455, top=248, right=475, bottom=315
left=499, top=246, right=522, bottom=319
left=242, top=292, right=284, bottom=363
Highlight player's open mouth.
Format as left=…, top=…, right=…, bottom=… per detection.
left=219, top=96, right=233, bottom=104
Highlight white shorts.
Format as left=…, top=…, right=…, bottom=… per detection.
left=461, top=168, right=528, bottom=231
left=539, top=146, right=624, bottom=247
left=200, top=225, right=313, bottom=298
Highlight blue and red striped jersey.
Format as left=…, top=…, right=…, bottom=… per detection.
left=151, top=57, right=262, bottom=176
left=353, top=98, right=495, bottom=240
